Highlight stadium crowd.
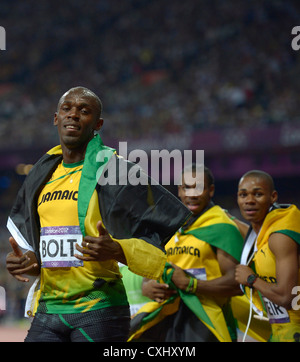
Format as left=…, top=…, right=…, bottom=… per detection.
left=0, top=0, right=299, bottom=150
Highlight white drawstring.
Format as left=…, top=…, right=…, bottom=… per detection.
left=242, top=288, right=253, bottom=342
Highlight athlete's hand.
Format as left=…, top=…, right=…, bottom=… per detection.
left=235, top=264, right=254, bottom=285
left=75, top=221, right=127, bottom=264
left=6, top=237, right=39, bottom=282
left=142, top=279, right=176, bottom=303
left=170, top=263, right=191, bottom=291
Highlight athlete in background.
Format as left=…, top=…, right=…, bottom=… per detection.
left=130, top=165, right=244, bottom=342
left=235, top=170, right=300, bottom=342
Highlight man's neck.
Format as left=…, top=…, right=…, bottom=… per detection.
left=61, top=144, right=87, bottom=164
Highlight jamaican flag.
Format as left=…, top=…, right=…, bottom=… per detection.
left=129, top=205, right=245, bottom=342
left=7, top=134, right=191, bottom=280
left=256, top=204, right=300, bottom=251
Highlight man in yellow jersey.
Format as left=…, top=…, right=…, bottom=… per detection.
left=5, top=86, right=191, bottom=342
left=129, top=165, right=245, bottom=342
left=235, top=170, right=300, bottom=342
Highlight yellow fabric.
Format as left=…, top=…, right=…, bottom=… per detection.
left=47, top=144, right=63, bottom=155
left=167, top=232, right=222, bottom=281
left=189, top=205, right=238, bottom=230
left=231, top=295, right=271, bottom=342
left=270, top=322, right=300, bottom=342
left=128, top=298, right=181, bottom=341
left=115, top=238, right=167, bottom=280
left=256, top=205, right=300, bottom=251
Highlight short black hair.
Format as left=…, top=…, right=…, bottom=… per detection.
left=240, top=170, right=275, bottom=191
left=57, top=86, right=103, bottom=117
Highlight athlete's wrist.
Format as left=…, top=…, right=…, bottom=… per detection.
left=246, top=273, right=258, bottom=288
left=185, top=276, right=197, bottom=294
left=112, top=242, right=127, bottom=264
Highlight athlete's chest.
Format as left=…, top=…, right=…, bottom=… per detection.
left=165, top=233, right=221, bottom=280
left=37, top=162, right=83, bottom=227
left=253, top=244, right=276, bottom=282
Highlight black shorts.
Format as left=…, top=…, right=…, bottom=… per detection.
left=25, top=306, right=130, bottom=342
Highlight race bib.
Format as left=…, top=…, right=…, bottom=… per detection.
left=262, top=296, right=290, bottom=324
left=40, top=226, right=83, bottom=268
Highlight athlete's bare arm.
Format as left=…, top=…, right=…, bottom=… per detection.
left=235, top=233, right=299, bottom=309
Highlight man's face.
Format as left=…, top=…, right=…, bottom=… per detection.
left=237, top=176, right=277, bottom=227
left=54, top=90, right=103, bottom=150
left=178, top=171, right=214, bottom=215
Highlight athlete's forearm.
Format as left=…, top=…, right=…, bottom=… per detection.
left=172, top=263, right=242, bottom=297
left=250, top=277, right=295, bottom=310
left=195, top=274, right=242, bottom=297
left=110, top=243, right=127, bottom=265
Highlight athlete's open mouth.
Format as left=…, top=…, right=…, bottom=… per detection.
left=186, top=202, right=200, bottom=211
left=244, top=209, right=258, bottom=216
left=64, top=124, right=80, bottom=131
